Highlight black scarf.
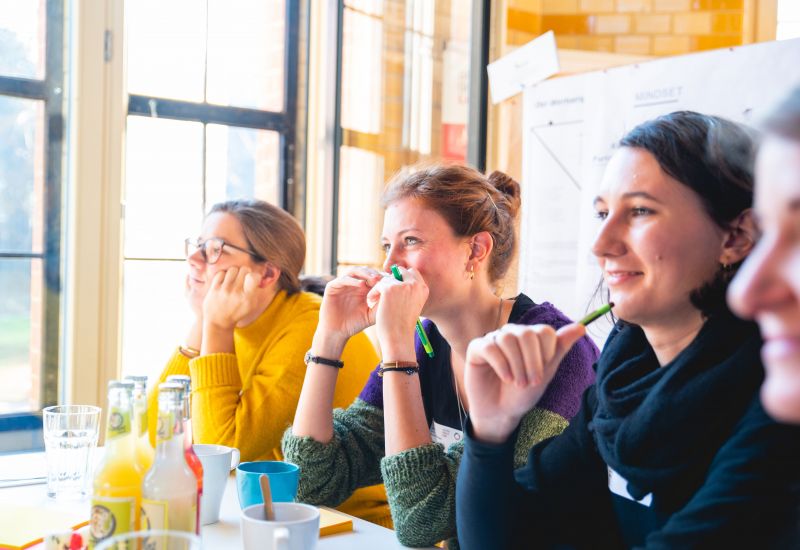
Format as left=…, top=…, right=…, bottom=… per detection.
left=589, top=312, right=763, bottom=512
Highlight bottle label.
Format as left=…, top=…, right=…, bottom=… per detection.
left=89, top=496, right=135, bottom=546
left=157, top=411, right=174, bottom=441
left=107, top=407, right=131, bottom=439
left=141, top=498, right=168, bottom=530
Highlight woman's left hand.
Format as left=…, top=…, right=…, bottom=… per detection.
left=464, top=323, right=586, bottom=443
left=366, top=267, right=429, bottom=350
left=202, top=266, right=262, bottom=330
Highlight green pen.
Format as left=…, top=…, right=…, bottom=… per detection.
left=578, top=302, right=614, bottom=326
left=390, top=264, right=435, bottom=358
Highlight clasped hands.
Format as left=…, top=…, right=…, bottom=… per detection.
left=316, top=266, right=429, bottom=349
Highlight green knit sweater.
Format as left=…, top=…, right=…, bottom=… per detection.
left=282, top=398, right=568, bottom=547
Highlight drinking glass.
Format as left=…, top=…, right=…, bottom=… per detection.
left=42, top=405, right=101, bottom=499
left=94, top=530, right=202, bottom=550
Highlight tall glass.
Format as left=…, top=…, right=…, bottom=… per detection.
left=42, top=405, right=101, bottom=499
left=94, top=529, right=201, bottom=550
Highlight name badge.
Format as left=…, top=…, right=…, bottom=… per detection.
left=430, top=421, right=463, bottom=450
left=608, top=466, right=653, bottom=507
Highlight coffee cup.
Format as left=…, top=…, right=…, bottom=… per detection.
left=241, top=502, right=319, bottom=550
left=193, top=444, right=240, bottom=525
left=236, top=461, right=299, bottom=509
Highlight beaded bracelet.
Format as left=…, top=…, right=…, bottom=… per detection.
left=378, top=361, right=419, bottom=377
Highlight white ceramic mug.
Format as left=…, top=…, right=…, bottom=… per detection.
left=193, top=443, right=240, bottom=525
left=241, top=502, right=320, bottom=550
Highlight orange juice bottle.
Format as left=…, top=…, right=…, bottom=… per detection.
left=166, top=374, right=203, bottom=534
left=124, top=374, right=154, bottom=473
left=141, top=383, right=197, bottom=534
left=89, top=380, right=144, bottom=548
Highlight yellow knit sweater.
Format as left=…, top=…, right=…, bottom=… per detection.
left=146, top=290, right=389, bottom=525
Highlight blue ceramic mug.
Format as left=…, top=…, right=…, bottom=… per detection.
left=236, top=461, right=300, bottom=509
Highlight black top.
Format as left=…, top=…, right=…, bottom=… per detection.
left=456, top=312, right=800, bottom=549
left=418, top=294, right=546, bottom=433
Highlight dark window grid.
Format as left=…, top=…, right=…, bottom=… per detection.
left=0, top=0, right=65, bottom=425
left=126, top=0, right=300, bottom=216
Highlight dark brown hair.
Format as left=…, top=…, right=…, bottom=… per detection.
left=619, top=111, right=757, bottom=317
left=209, top=199, right=305, bottom=295
left=762, top=87, right=800, bottom=141
left=381, top=163, right=521, bottom=283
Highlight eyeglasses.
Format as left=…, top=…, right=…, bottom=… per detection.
left=184, top=237, right=264, bottom=265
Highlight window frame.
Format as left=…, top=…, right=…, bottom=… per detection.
left=125, top=1, right=301, bottom=214
left=324, top=0, right=491, bottom=273
left=0, top=0, right=65, bottom=437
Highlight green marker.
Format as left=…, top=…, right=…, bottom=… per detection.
left=390, top=265, right=435, bottom=358
left=578, top=302, right=614, bottom=326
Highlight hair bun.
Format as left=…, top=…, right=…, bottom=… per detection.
left=487, top=170, right=521, bottom=217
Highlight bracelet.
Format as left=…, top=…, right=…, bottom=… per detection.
left=304, top=351, right=344, bottom=369
left=378, top=361, right=419, bottom=377
left=179, top=345, right=200, bottom=358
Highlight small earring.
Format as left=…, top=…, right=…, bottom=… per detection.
left=468, top=264, right=474, bottom=280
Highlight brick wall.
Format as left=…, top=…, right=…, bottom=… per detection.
left=506, top=0, right=747, bottom=55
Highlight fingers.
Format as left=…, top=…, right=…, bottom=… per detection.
left=342, top=266, right=384, bottom=285
left=365, top=275, right=399, bottom=309
left=467, top=333, right=513, bottom=384
left=495, top=326, right=532, bottom=387
left=553, top=323, right=587, bottom=366
left=466, top=323, right=585, bottom=388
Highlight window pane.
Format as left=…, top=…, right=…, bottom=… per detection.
left=337, top=0, right=474, bottom=268
left=126, top=0, right=207, bottom=102
left=206, top=0, right=285, bottom=111
left=125, top=117, right=204, bottom=259
left=0, top=259, right=41, bottom=414
left=0, top=0, right=45, bottom=79
left=341, top=7, right=384, bottom=134
left=0, top=96, right=45, bottom=253
left=337, top=147, right=384, bottom=266
left=206, top=125, right=280, bottom=206
left=778, top=0, right=800, bottom=40
left=121, top=260, right=192, bottom=384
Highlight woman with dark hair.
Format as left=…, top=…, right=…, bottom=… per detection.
left=729, top=87, right=800, bottom=426
left=147, top=199, right=378, bottom=469
left=456, top=111, right=800, bottom=548
left=283, top=164, right=599, bottom=545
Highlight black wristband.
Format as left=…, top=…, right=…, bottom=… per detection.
left=304, top=351, right=344, bottom=369
left=377, top=361, right=419, bottom=377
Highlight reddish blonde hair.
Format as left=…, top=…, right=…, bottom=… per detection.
left=381, top=163, right=521, bottom=283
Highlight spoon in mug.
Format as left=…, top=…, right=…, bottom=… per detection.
left=260, top=474, right=275, bottom=520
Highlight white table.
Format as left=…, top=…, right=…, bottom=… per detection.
left=0, top=452, right=435, bottom=549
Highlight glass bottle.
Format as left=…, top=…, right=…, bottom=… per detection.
left=89, top=380, right=143, bottom=548
left=124, top=374, right=154, bottom=473
left=141, top=382, right=198, bottom=535
left=165, top=374, right=203, bottom=534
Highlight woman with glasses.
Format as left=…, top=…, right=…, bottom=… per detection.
left=146, top=199, right=381, bottom=518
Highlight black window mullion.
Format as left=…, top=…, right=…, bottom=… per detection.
left=282, top=0, right=300, bottom=213
left=127, top=95, right=289, bottom=132
left=0, top=76, right=46, bottom=99
left=41, top=0, right=66, bottom=408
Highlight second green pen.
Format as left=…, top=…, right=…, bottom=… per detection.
left=389, top=264, right=435, bottom=358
